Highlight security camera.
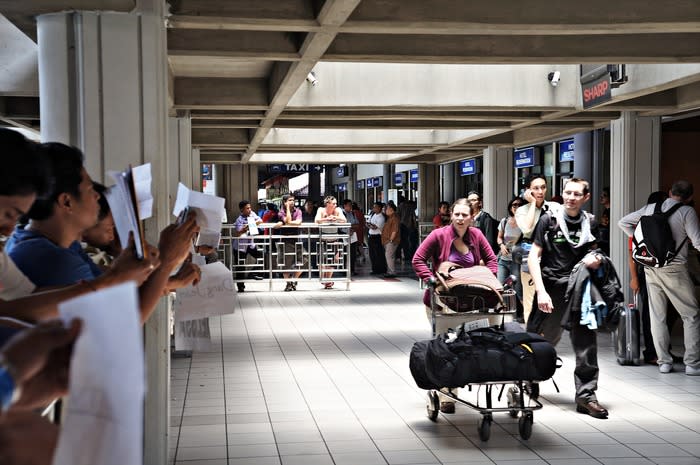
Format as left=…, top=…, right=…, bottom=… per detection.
left=306, top=71, right=318, bottom=86
left=548, top=71, right=561, bottom=87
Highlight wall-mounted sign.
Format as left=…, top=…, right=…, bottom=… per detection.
left=336, top=165, right=347, bottom=177
left=514, top=147, right=535, bottom=168
left=559, top=139, right=575, bottom=162
left=394, top=172, right=404, bottom=186
left=268, top=164, right=322, bottom=174
left=356, top=179, right=365, bottom=189
left=201, top=163, right=213, bottom=181
left=336, top=183, right=347, bottom=192
left=367, top=177, right=383, bottom=188
left=458, top=159, right=476, bottom=176
left=582, top=74, right=611, bottom=109
left=410, top=169, right=419, bottom=183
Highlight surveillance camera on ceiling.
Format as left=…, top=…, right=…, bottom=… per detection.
left=306, top=72, right=318, bottom=86
left=548, top=71, right=561, bottom=87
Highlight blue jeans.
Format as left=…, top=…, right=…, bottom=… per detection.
left=497, top=256, right=523, bottom=301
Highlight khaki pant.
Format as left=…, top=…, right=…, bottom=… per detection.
left=521, top=270, right=535, bottom=324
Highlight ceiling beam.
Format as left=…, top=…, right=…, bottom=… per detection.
left=272, top=120, right=511, bottom=129
left=324, top=33, right=700, bottom=64
left=192, top=128, right=249, bottom=145
left=173, top=77, right=269, bottom=109
left=278, top=110, right=544, bottom=121
left=345, top=0, right=700, bottom=35
left=0, top=96, right=40, bottom=119
left=241, top=0, right=363, bottom=163
left=167, top=29, right=303, bottom=61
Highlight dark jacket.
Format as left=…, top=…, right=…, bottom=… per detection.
left=562, top=253, right=624, bottom=330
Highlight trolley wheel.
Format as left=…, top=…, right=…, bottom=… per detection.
left=426, top=391, right=439, bottom=422
left=477, top=414, right=492, bottom=442
left=518, top=412, right=533, bottom=440
left=506, top=387, right=519, bottom=418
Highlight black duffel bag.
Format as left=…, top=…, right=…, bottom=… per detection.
left=409, top=327, right=557, bottom=389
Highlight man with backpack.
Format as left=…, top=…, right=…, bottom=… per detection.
left=619, top=180, right=700, bottom=376
left=527, top=178, right=609, bottom=419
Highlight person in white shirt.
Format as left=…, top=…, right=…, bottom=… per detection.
left=366, top=202, right=387, bottom=275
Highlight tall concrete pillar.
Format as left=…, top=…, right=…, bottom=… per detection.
left=383, top=164, right=392, bottom=204
left=482, top=146, right=514, bottom=219
left=309, top=168, right=321, bottom=202
left=168, top=115, right=194, bottom=202
left=441, top=164, right=456, bottom=204
left=573, top=132, right=593, bottom=191
left=610, top=112, right=661, bottom=298
left=418, top=164, right=439, bottom=222
left=37, top=6, right=171, bottom=464
left=220, top=164, right=259, bottom=219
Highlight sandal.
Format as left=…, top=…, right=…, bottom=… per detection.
left=323, top=282, right=334, bottom=289
left=291, top=282, right=298, bottom=291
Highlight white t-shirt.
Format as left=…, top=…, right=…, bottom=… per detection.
left=367, top=212, right=386, bottom=235
left=0, top=249, right=35, bottom=300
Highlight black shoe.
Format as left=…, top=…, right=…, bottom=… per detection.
left=284, top=282, right=294, bottom=292
left=292, top=282, right=298, bottom=291
left=237, top=283, right=245, bottom=292
left=252, top=275, right=264, bottom=281
left=576, top=399, right=608, bottom=419
left=439, top=402, right=455, bottom=414
left=383, top=273, right=397, bottom=278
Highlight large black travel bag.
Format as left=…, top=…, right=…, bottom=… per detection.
left=409, top=326, right=557, bottom=390
left=615, top=294, right=641, bottom=365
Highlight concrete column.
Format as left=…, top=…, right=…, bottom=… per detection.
left=38, top=7, right=171, bottom=464
left=441, top=164, right=456, bottom=204
left=309, top=168, right=321, bottom=202
left=382, top=164, right=392, bottom=204
left=221, top=164, right=259, bottom=219
left=610, top=112, right=661, bottom=298
left=573, top=132, right=593, bottom=191
left=168, top=115, right=193, bottom=201
left=418, top=164, right=439, bottom=222
left=482, top=146, right=514, bottom=219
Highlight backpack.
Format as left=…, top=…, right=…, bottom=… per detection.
left=632, top=201, right=688, bottom=268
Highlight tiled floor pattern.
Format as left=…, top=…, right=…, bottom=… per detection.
left=170, top=276, right=700, bottom=465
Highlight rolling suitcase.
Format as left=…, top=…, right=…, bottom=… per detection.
left=615, top=293, right=641, bottom=365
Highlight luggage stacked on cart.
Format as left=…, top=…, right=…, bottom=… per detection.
left=410, top=326, right=557, bottom=390
left=433, top=262, right=508, bottom=312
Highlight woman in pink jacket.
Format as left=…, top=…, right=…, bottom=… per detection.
left=411, top=197, right=498, bottom=413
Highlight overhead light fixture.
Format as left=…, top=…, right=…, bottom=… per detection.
left=306, top=71, right=318, bottom=86
left=547, top=71, right=561, bottom=87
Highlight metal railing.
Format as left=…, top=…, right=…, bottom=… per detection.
left=217, top=223, right=352, bottom=290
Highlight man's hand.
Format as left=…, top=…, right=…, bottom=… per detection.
left=0, top=411, right=59, bottom=465
left=630, top=277, right=639, bottom=293
left=2, top=319, right=82, bottom=409
left=536, top=289, right=554, bottom=313
left=108, top=234, right=160, bottom=286
left=583, top=253, right=602, bottom=270
left=158, top=211, right=199, bottom=270
left=169, top=261, right=202, bottom=290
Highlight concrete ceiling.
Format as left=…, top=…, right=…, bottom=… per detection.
left=2, top=0, right=700, bottom=164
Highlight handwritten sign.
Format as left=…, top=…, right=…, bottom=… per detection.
left=174, top=262, right=236, bottom=321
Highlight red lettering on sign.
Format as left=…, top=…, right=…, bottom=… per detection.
left=583, top=80, right=609, bottom=103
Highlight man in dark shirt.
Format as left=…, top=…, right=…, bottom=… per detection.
left=527, top=178, right=608, bottom=419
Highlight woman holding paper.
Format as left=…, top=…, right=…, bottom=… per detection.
left=315, top=196, right=346, bottom=289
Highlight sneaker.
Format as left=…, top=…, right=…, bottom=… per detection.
left=659, top=363, right=673, bottom=373
left=284, top=282, right=294, bottom=292
left=686, top=365, right=700, bottom=376
left=237, top=283, right=245, bottom=293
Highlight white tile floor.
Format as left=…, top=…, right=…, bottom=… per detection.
left=169, top=276, right=700, bottom=465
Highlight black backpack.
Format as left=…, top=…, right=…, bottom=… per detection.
left=632, top=201, right=688, bottom=268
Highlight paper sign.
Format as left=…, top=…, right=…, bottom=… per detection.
left=173, top=262, right=236, bottom=322
left=173, top=183, right=226, bottom=245
left=247, top=217, right=259, bottom=236
left=105, top=164, right=153, bottom=259
left=54, top=282, right=144, bottom=465
left=175, top=319, right=212, bottom=351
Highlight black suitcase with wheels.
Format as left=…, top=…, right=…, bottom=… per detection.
left=615, top=294, right=641, bottom=365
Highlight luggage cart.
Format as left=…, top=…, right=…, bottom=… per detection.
left=425, top=278, right=544, bottom=441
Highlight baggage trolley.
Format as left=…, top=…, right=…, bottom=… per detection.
left=425, top=278, right=544, bottom=441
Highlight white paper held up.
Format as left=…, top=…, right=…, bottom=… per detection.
left=173, top=182, right=226, bottom=246
left=54, top=282, right=144, bottom=465
left=174, top=262, right=236, bottom=321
